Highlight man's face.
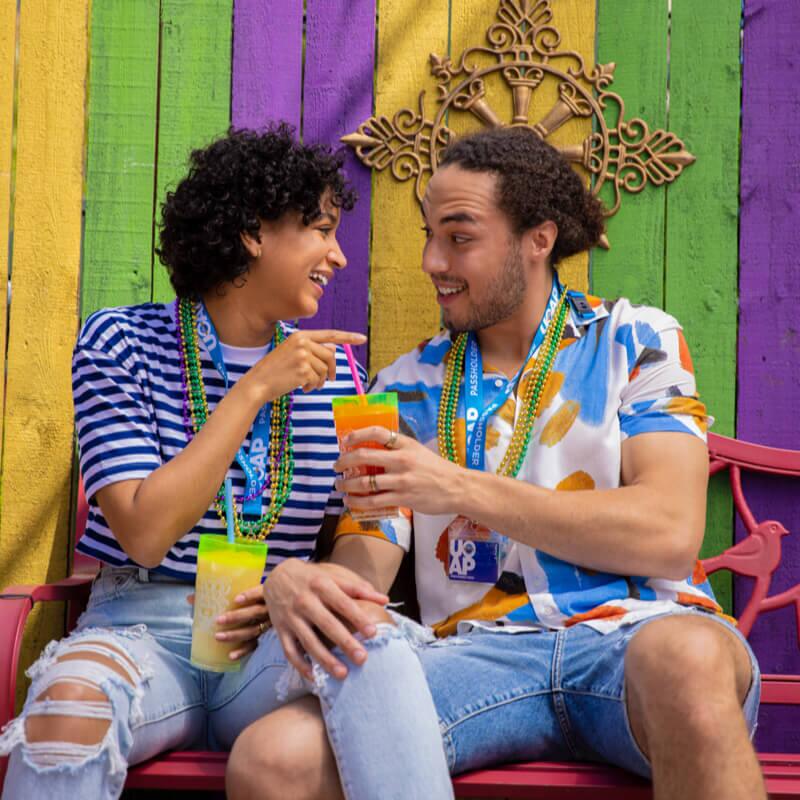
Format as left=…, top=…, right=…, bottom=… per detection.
left=421, top=166, right=526, bottom=333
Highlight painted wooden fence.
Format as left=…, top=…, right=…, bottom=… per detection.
left=0, top=0, right=797, bottom=752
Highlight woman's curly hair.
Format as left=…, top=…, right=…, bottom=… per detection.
left=438, top=127, right=605, bottom=264
left=157, top=123, right=357, bottom=298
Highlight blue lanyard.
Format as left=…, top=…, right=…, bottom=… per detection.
left=463, top=277, right=561, bottom=471
left=195, top=302, right=277, bottom=516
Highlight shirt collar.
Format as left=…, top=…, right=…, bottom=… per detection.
left=565, top=289, right=610, bottom=329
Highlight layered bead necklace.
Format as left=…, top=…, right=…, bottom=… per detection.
left=437, top=288, right=570, bottom=478
left=176, top=297, right=294, bottom=540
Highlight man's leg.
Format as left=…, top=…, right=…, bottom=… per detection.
left=624, top=614, right=764, bottom=800
left=227, top=696, right=342, bottom=800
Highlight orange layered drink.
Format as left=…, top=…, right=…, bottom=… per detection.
left=191, top=535, right=267, bottom=672
left=332, top=392, right=400, bottom=522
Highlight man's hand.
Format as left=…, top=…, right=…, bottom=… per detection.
left=263, top=559, right=389, bottom=680
left=334, top=426, right=465, bottom=516
left=187, top=585, right=270, bottom=661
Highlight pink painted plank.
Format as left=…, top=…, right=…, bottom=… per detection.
left=299, top=0, right=375, bottom=367
left=737, top=0, right=800, bottom=754
left=232, top=0, right=303, bottom=130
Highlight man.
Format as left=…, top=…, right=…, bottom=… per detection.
left=227, top=127, right=763, bottom=800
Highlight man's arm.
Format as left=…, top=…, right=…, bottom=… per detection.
left=456, top=431, right=708, bottom=579
left=328, top=534, right=405, bottom=595
left=335, top=429, right=708, bottom=581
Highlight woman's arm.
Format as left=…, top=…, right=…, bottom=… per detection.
left=95, top=328, right=365, bottom=567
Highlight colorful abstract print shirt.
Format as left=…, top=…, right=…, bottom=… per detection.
left=334, top=293, right=720, bottom=636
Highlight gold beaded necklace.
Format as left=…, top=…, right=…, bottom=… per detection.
left=437, top=288, right=570, bottom=478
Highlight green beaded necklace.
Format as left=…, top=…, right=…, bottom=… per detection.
left=178, top=297, right=295, bottom=540
left=437, top=288, right=570, bottom=478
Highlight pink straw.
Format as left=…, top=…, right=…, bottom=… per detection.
left=342, top=344, right=365, bottom=395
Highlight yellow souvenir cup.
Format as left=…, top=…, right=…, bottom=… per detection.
left=190, top=535, right=267, bottom=672
left=331, top=392, right=401, bottom=522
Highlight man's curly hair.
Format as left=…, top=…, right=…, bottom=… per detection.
left=157, top=123, right=357, bottom=298
left=438, top=127, right=605, bottom=264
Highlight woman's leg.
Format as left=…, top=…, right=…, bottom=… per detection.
left=313, top=619, right=453, bottom=800
left=224, top=606, right=452, bottom=800
left=0, top=625, right=204, bottom=800
left=208, top=626, right=308, bottom=750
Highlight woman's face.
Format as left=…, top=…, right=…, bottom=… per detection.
left=242, top=194, right=347, bottom=320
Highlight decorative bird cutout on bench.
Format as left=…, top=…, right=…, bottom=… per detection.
left=704, top=521, right=789, bottom=636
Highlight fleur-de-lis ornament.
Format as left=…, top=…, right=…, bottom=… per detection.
left=342, top=0, right=695, bottom=248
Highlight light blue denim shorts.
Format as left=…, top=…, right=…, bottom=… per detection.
left=415, top=609, right=761, bottom=778
left=17, top=567, right=294, bottom=758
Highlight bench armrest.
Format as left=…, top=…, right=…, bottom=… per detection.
left=0, top=576, right=93, bottom=732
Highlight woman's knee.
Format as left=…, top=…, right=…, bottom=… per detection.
left=26, top=680, right=113, bottom=746
left=0, top=636, right=144, bottom=771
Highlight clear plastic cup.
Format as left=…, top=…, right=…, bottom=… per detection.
left=332, top=392, right=401, bottom=522
left=190, top=535, right=267, bottom=672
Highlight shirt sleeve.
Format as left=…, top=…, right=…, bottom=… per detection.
left=618, top=322, right=712, bottom=441
left=333, top=507, right=413, bottom=552
left=72, top=340, right=162, bottom=501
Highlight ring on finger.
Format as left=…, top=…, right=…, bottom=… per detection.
left=258, top=621, right=267, bottom=635
left=385, top=429, right=398, bottom=449
left=369, top=473, right=379, bottom=493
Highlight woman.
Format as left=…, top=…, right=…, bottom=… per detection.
left=0, top=124, right=386, bottom=799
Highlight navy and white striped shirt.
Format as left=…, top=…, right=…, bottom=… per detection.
left=72, top=301, right=366, bottom=581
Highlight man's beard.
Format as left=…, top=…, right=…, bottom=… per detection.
left=444, top=241, right=527, bottom=334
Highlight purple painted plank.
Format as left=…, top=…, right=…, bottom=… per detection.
left=232, top=0, right=303, bottom=130
left=737, top=0, right=800, bottom=753
left=298, top=0, right=375, bottom=369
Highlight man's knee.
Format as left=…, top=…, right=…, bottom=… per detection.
left=625, top=615, right=753, bottom=752
left=228, top=698, right=334, bottom=800
left=626, top=616, right=750, bottom=700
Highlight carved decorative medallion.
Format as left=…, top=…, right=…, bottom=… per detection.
left=342, top=0, right=695, bottom=247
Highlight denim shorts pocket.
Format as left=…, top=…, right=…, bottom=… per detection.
left=87, top=567, right=138, bottom=608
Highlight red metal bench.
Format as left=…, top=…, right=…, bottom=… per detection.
left=2, top=432, right=800, bottom=797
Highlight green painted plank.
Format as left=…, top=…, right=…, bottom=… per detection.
left=666, top=0, right=741, bottom=613
left=83, top=0, right=159, bottom=317
left=152, top=0, right=233, bottom=302
left=592, top=1, right=668, bottom=307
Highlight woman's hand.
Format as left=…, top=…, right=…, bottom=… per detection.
left=187, top=585, right=270, bottom=661
left=334, top=427, right=467, bottom=516
left=247, top=329, right=366, bottom=400
left=264, top=558, right=389, bottom=680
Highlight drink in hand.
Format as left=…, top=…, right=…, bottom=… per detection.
left=191, top=535, right=267, bottom=672
left=332, top=392, right=400, bottom=522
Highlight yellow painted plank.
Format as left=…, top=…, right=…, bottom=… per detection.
left=369, top=0, right=450, bottom=373
left=0, top=2, right=16, bottom=462
left=449, top=0, right=595, bottom=293
left=0, top=0, right=88, bottom=696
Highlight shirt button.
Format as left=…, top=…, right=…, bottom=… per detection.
left=494, top=379, right=504, bottom=388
